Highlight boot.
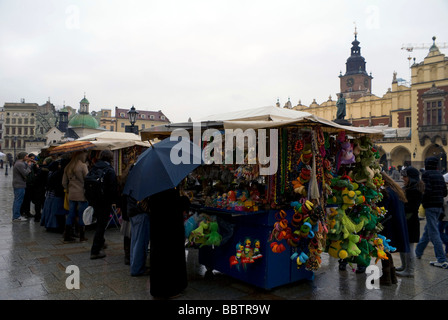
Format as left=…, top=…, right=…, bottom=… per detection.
left=380, top=257, right=391, bottom=286
left=396, top=252, right=406, bottom=272
left=73, top=224, right=80, bottom=238
left=388, top=252, right=398, bottom=284
left=63, top=225, right=76, bottom=243
left=396, top=252, right=415, bottom=278
left=56, top=215, right=66, bottom=234
left=79, top=226, right=88, bottom=242
left=124, top=236, right=131, bottom=265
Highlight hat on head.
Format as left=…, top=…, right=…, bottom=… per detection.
left=402, top=166, right=420, bottom=182
left=425, top=156, right=439, bottom=170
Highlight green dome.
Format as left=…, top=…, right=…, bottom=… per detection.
left=80, top=97, right=89, bottom=104
left=68, top=113, right=99, bottom=129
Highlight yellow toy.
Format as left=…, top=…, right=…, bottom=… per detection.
left=373, top=237, right=389, bottom=264
left=327, top=240, right=349, bottom=260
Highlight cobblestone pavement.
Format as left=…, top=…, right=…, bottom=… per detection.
left=1, top=170, right=448, bottom=300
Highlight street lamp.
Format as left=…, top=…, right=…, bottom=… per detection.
left=127, top=105, right=139, bottom=134
left=13, top=136, right=17, bottom=161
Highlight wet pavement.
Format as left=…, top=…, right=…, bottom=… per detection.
left=1, top=170, right=448, bottom=301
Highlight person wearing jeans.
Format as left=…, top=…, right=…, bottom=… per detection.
left=13, top=188, right=26, bottom=220
left=129, top=209, right=150, bottom=276
left=415, top=207, right=447, bottom=265
left=62, top=151, right=89, bottom=242
left=12, top=152, right=31, bottom=222
left=415, top=156, right=448, bottom=269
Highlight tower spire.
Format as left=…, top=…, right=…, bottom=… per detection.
left=353, top=21, right=358, bottom=40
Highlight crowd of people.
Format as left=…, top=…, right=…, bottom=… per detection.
left=10, top=148, right=190, bottom=299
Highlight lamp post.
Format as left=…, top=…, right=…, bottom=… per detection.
left=13, top=136, right=17, bottom=161
left=127, top=105, right=139, bottom=134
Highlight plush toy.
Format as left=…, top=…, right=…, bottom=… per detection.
left=327, top=240, right=349, bottom=260
left=188, top=220, right=209, bottom=245
left=340, top=141, right=355, bottom=164
left=327, top=208, right=345, bottom=240
left=373, top=237, right=389, bottom=264
left=253, top=240, right=263, bottom=259
left=377, top=234, right=396, bottom=253
left=228, top=190, right=237, bottom=202
left=340, top=211, right=365, bottom=237
left=203, top=221, right=222, bottom=248
left=355, top=238, right=374, bottom=267
left=344, top=234, right=361, bottom=257
left=236, top=242, right=244, bottom=260
left=341, top=188, right=356, bottom=210
left=330, top=176, right=355, bottom=190
left=230, top=242, right=244, bottom=268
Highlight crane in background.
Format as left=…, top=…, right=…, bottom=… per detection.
left=400, top=36, right=447, bottom=77
left=401, top=36, right=447, bottom=52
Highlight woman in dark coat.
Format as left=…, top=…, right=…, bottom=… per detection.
left=148, top=187, right=190, bottom=298
left=378, top=171, right=410, bottom=285
left=397, top=166, right=424, bottom=277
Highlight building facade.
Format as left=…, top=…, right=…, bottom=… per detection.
left=2, top=101, right=39, bottom=158
left=294, top=35, right=448, bottom=171
left=114, top=107, right=170, bottom=133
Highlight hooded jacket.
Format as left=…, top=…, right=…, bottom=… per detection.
left=422, top=156, right=447, bottom=209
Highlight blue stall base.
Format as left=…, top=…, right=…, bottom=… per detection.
left=196, top=208, right=314, bottom=290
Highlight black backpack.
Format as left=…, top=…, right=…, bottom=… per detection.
left=84, top=167, right=106, bottom=205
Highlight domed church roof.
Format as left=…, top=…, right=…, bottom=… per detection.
left=68, top=113, right=99, bottom=129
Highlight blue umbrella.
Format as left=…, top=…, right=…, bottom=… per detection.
left=123, top=137, right=202, bottom=201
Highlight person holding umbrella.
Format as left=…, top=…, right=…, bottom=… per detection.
left=123, top=137, right=201, bottom=298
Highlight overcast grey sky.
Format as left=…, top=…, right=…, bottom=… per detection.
left=1, top=0, right=447, bottom=123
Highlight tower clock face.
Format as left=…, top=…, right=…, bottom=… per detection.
left=346, top=77, right=354, bottom=87
left=364, top=78, right=369, bottom=88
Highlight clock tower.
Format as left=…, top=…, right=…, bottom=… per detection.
left=339, top=28, right=373, bottom=100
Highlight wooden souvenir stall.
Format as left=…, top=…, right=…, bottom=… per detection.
left=78, top=131, right=151, bottom=176
left=140, top=107, right=385, bottom=290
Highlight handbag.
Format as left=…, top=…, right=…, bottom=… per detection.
left=64, top=190, right=69, bottom=211
left=83, top=206, right=95, bottom=225
left=418, top=204, right=425, bottom=218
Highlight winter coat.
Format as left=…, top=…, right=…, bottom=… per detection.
left=12, top=160, right=31, bottom=189
left=62, top=160, right=88, bottom=202
left=379, top=186, right=411, bottom=253
left=403, top=184, right=422, bottom=243
left=422, top=156, right=447, bottom=209
left=89, top=160, right=119, bottom=209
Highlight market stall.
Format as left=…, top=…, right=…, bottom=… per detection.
left=141, top=106, right=386, bottom=289
left=78, top=131, right=151, bottom=176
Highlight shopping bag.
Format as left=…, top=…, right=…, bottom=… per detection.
left=64, top=191, right=69, bottom=211
left=83, top=206, right=96, bottom=225
left=418, top=204, right=425, bottom=218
